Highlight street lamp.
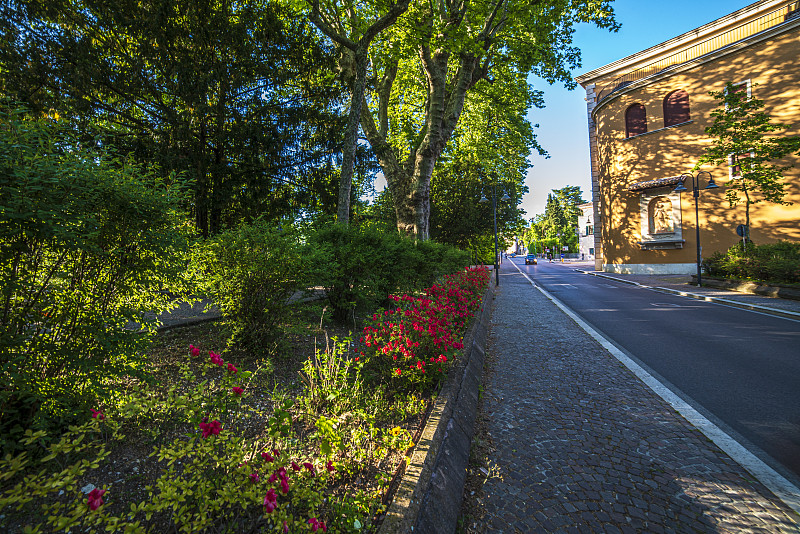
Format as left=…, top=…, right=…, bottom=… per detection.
left=673, top=171, right=719, bottom=286
left=479, top=175, right=511, bottom=286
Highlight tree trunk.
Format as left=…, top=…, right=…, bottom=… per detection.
left=336, top=47, right=369, bottom=225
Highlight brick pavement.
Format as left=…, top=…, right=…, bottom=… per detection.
left=466, top=267, right=799, bottom=533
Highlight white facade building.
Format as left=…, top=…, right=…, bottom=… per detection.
left=578, top=202, right=595, bottom=262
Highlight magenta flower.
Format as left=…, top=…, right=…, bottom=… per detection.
left=199, top=419, right=222, bottom=438
left=308, top=518, right=327, bottom=532
left=280, top=477, right=289, bottom=494
left=326, top=460, right=335, bottom=473
left=303, top=462, right=316, bottom=476
left=291, top=461, right=301, bottom=472
left=261, top=451, right=274, bottom=462
left=87, top=488, right=106, bottom=511
left=90, top=409, right=104, bottom=420
left=283, top=521, right=289, bottom=533
left=189, top=344, right=200, bottom=357
left=232, top=386, right=244, bottom=396
left=227, top=362, right=238, bottom=374
left=263, top=488, right=277, bottom=514
left=209, top=350, right=224, bottom=366
left=249, top=473, right=260, bottom=483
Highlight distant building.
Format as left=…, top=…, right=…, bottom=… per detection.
left=578, top=202, right=595, bottom=261
left=576, top=0, right=800, bottom=274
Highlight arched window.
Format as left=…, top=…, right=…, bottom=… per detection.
left=625, top=103, right=647, bottom=138
left=663, top=90, right=690, bottom=127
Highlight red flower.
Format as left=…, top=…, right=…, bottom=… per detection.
left=209, top=351, right=224, bottom=366
left=280, top=477, right=289, bottom=494
left=199, top=419, right=222, bottom=438
left=90, top=409, right=104, bottom=420
left=189, top=344, right=200, bottom=357
left=232, top=386, right=244, bottom=396
left=227, top=363, right=238, bottom=374
left=87, top=488, right=106, bottom=511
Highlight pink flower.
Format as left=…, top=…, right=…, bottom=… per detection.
left=199, top=419, right=222, bottom=438
left=280, top=477, right=289, bottom=494
left=87, top=488, right=106, bottom=511
left=227, top=363, right=238, bottom=374
left=308, top=518, right=327, bottom=532
left=263, top=488, right=277, bottom=513
left=209, top=350, right=224, bottom=366
left=250, top=473, right=259, bottom=483
left=189, top=344, right=200, bottom=357
left=283, top=521, right=289, bottom=533
left=261, top=451, right=274, bottom=462
left=269, top=473, right=277, bottom=483
left=90, top=409, right=104, bottom=420
left=232, top=387, right=244, bottom=396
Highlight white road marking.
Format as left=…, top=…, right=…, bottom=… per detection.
left=509, top=261, right=800, bottom=516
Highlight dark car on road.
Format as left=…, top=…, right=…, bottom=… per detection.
left=525, top=253, right=537, bottom=265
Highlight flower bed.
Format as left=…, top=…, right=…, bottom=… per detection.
left=0, top=267, right=490, bottom=533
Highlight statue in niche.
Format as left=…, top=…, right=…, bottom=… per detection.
left=650, top=197, right=673, bottom=234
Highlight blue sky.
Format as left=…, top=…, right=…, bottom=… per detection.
left=522, top=0, right=755, bottom=217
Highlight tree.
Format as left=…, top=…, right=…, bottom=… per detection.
left=357, top=0, right=617, bottom=239
left=304, top=0, right=412, bottom=225
left=552, top=185, right=584, bottom=227
left=525, top=186, right=584, bottom=252
left=1, top=0, right=343, bottom=236
left=695, top=82, right=800, bottom=241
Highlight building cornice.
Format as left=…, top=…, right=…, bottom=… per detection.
left=576, top=0, right=791, bottom=86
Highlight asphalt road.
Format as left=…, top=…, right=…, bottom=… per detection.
left=507, top=257, right=800, bottom=485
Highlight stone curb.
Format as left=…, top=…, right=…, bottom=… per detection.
left=378, top=278, right=495, bottom=534
left=577, top=269, right=800, bottom=321
left=691, top=275, right=800, bottom=301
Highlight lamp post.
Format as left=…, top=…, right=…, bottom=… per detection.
left=673, top=171, right=719, bottom=286
left=479, top=175, right=510, bottom=286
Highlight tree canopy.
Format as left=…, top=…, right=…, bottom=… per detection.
left=2, top=0, right=348, bottom=236
left=355, top=0, right=617, bottom=238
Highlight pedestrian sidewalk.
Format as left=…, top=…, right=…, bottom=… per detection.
left=464, top=262, right=799, bottom=533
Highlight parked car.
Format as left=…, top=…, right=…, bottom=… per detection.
left=525, top=253, right=537, bottom=265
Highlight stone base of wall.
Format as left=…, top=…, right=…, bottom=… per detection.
left=604, top=262, right=697, bottom=275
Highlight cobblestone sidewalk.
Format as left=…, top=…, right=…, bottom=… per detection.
left=465, top=269, right=799, bottom=533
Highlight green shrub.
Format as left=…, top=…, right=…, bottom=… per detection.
left=190, top=219, right=304, bottom=355
left=304, top=224, right=470, bottom=323
left=0, top=350, right=355, bottom=533
left=703, top=241, right=800, bottom=284
left=0, top=108, right=190, bottom=452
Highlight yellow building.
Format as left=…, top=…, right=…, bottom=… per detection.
left=576, top=0, right=800, bottom=274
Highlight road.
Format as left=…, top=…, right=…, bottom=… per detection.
left=506, top=257, right=800, bottom=485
